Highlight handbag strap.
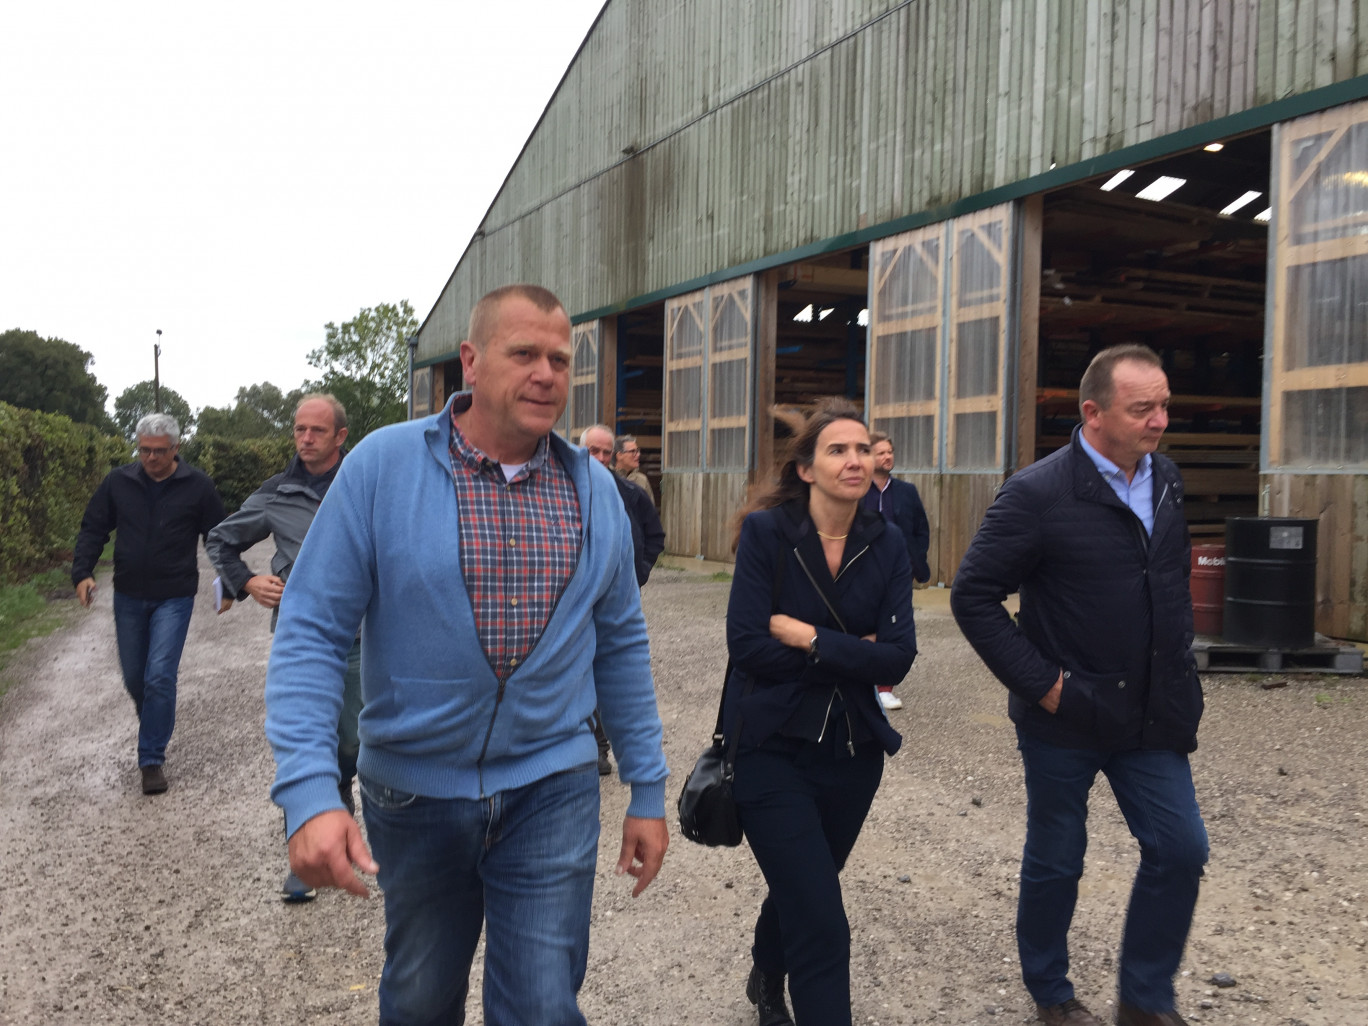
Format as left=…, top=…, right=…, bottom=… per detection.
left=792, top=546, right=850, bottom=634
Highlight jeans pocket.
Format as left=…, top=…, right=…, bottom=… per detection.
left=358, top=774, right=421, bottom=810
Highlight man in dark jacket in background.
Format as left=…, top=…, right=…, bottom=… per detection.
left=580, top=424, right=665, bottom=589
left=951, top=345, right=1207, bottom=1026
left=865, top=431, right=930, bottom=710
left=206, top=393, right=359, bottom=902
left=579, top=423, right=665, bottom=775
left=72, top=413, right=226, bottom=795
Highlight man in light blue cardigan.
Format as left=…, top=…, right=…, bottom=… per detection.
left=264, top=284, right=670, bottom=1025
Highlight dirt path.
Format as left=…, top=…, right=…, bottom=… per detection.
left=1, top=558, right=1365, bottom=1025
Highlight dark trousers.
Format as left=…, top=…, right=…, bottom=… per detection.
left=1016, top=729, right=1208, bottom=1011
left=732, top=735, right=884, bottom=1026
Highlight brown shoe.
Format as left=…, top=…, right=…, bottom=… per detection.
left=1115, top=1006, right=1189, bottom=1026
left=1037, top=998, right=1102, bottom=1025
left=140, top=764, right=168, bottom=795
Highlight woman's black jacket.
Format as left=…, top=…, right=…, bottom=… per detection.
left=724, top=500, right=917, bottom=755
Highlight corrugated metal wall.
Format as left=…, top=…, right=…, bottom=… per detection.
left=416, top=0, right=1368, bottom=360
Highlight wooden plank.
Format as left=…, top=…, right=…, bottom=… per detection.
left=754, top=269, right=779, bottom=490
left=1039, top=0, right=1061, bottom=173
left=1181, top=467, right=1259, bottom=494
left=1265, top=472, right=1368, bottom=642
left=600, top=316, right=618, bottom=430
left=1083, top=0, right=1101, bottom=156
left=1280, top=363, right=1368, bottom=391
left=939, top=472, right=1002, bottom=589
left=992, top=0, right=1013, bottom=184
left=1358, top=0, right=1368, bottom=76
left=1211, top=0, right=1230, bottom=118
left=1017, top=194, right=1043, bottom=472
left=701, top=472, right=750, bottom=561
left=1312, top=0, right=1334, bottom=90
left=1154, top=0, right=1172, bottom=135
left=660, top=471, right=703, bottom=558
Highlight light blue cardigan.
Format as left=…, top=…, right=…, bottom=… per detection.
left=265, top=394, right=669, bottom=836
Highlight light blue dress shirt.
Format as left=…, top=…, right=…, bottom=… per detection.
left=1078, top=432, right=1155, bottom=537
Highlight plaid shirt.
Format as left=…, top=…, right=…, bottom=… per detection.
left=448, top=410, right=582, bottom=681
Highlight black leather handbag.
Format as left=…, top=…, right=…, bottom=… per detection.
left=678, top=532, right=786, bottom=847
left=677, top=668, right=745, bottom=847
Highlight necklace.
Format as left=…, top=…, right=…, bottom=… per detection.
left=816, top=530, right=848, bottom=541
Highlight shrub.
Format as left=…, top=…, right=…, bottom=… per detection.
left=0, top=402, right=126, bottom=585
left=181, top=435, right=296, bottom=512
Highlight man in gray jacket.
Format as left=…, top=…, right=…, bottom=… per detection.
left=206, top=393, right=360, bottom=902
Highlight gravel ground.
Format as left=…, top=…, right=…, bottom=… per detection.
left=1, top=556, right=1365, bottom=1026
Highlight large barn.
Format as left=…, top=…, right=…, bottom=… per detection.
left=411, top=0, right=1368, bottom=641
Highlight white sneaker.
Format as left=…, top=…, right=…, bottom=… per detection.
left=878, top=690, right=903, bottom=711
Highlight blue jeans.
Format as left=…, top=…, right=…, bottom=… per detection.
left=112, top=593, right=195, bottom=767
left=732, top=735, right=884, bottom=1026
left=1016, top=729, right=1209, bottom=1012
left=360, top=765, right=600, bottom=1026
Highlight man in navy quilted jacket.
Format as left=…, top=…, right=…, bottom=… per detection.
left=952, top=344, right=1207, bottom=1026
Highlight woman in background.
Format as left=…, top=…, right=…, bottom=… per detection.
left=724, top=398, right=917, bottom=1025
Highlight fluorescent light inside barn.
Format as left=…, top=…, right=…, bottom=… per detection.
left=1220, top=191, right=1262, bottom=216
left=857, top=308, right=869, bottom=327
left=1254, top=208, right=1272, bottom=223
left=1204, top=142, right=1225, bottom=152
left=1135, top=176, right=1186, bottom=202
left=818, top=307, right=835, bottom=320
left=793, top=304, right=814, bottom=322
left=1100, top=170, right=1134, bottom=191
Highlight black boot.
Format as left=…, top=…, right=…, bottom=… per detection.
left=745, top=964, right=794, bottom=1026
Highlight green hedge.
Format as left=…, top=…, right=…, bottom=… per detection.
left=0, top=402, right=127, bottom=585
left=0, top=404, right=297, bottom=586
left=180, top=434, right=296, bottom=512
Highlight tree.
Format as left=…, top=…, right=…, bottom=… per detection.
left=307, top=300, right=416, bottom=445
left=196, top=381, right=303, bottom=440
left=0, top=328, right=114, bottom=431
left=113, top=380, right=194, bottom=441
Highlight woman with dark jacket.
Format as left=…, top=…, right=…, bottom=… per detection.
left=724, top=398, right=917, bottom=1025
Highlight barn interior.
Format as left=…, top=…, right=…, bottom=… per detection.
left=615, top=305, right=665, bottom=491
left=770, top=253, right=871, bottom=449
left=1035, top=129, right=1272, bottom=534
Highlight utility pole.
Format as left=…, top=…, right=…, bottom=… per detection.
left=154, top=329, right=163, bottom=412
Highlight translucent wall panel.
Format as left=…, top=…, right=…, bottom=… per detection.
left=707, top=280, right=753, bottom=470
left=869, top=225, right=945, bottom=470
left=1271, top=100, right=1368, bottom=469
left=948, top=206, right=1012, bottom=470
left=411, top=366, right=432, bottom=418
left=560, top=322, right=600, bottom=443
left=664, top=294, right=705, bottom=469
left=664, top=278, right=754, bottom=472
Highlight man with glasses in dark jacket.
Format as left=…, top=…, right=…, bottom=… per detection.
left=73, top=413, right=225, bottom=795
left=952, top=345, right=1208, bottom=1026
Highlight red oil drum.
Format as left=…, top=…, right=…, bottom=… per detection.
left=1191, top=543, right=1226, bottom=637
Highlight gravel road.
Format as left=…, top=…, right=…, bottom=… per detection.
left=1, top=557, right=1364, bottom=1025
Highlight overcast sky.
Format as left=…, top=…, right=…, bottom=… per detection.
left=0, top=0, right=605, bottom=415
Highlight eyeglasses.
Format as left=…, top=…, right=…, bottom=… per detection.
left=620, top=447, right=640, bottom=456
left=138, top=446, right=172, bottom=457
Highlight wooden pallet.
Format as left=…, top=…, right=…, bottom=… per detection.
left=1191, top=634, right=1365, bottom=674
